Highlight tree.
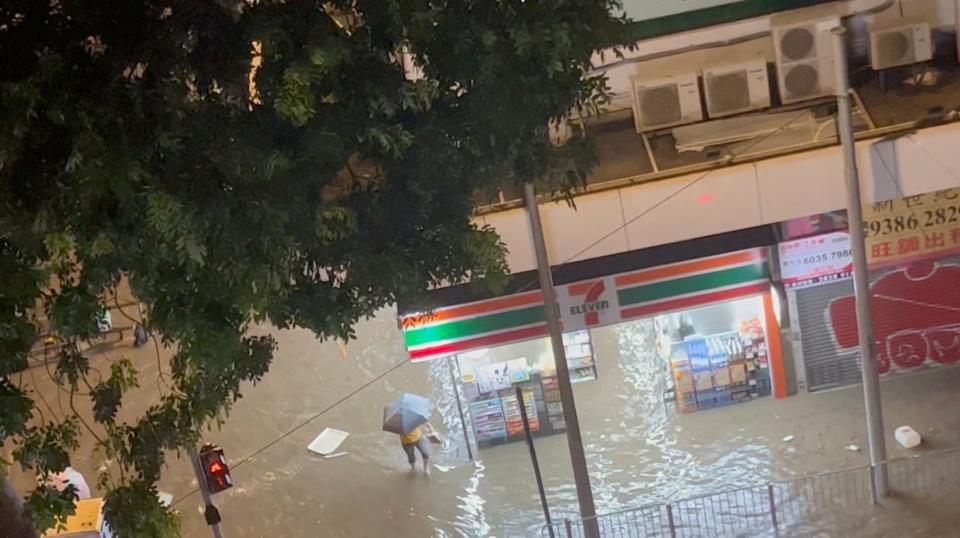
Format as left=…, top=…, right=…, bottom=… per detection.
left=0, top=0, right=629, bottom=535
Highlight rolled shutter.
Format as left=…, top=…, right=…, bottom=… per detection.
left=796, top=279, right=861, bottom=392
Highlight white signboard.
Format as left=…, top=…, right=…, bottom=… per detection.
left=558, top=275, right=621, bottom=332
left=778, top=231, right=853, bottom=288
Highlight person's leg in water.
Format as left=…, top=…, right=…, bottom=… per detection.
left=402, top=442, right=417, bottom=471
left=415, top=436, right=432, bottom=475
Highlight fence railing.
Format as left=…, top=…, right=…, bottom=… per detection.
left=544, top=446, right=960, bottom=537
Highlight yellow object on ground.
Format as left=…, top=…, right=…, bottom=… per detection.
left=43, top=498, right=103, bottom=537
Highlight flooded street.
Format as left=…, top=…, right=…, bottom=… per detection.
left=13, top=307, right=960, bottom=537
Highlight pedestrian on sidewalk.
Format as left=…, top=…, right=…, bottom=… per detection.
left=399, top=422, right=434, bottom=475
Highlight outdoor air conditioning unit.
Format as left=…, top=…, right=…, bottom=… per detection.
left=772, top=16, right=839, bottom=104
left=631, top=73, right=703, bottom=133
left=703, top=58, right=771, bottom=118
left=869, top=22, right=933, bottom=71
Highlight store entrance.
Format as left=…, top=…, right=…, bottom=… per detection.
left=654, top=296, right=774, bottom=413
left=450, top=294, right=778, bottom=451
left=455, top=331, right=598, bottom=449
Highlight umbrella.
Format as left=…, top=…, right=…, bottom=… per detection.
left=383, top=393, right=432, bottom=435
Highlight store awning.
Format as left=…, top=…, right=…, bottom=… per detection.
left=401, top=247, right=771, bottom=362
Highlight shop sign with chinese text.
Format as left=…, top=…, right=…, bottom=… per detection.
left=865, top=187, right=960, bottom=267
left=778, top=231, right=853, bottom=288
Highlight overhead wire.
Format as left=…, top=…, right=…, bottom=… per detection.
left=169, top=107, right=815, bottom=508
left=513, top=108, right=814, bottom=295
left=168, top=101, right=960, bottom=508
left=171, top=356, right=409, bottom=507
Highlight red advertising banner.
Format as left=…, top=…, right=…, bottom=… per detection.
left=828, top=261, right=960, bottom=375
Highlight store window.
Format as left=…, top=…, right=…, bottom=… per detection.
left=456, top=331, right=598, bottom=449
left=656, top=296, right=773, bottom=413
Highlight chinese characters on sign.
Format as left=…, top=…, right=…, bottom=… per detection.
left=781, top=188, right=960, bottom=288
left=778, top=231, right=853, bottom=288
left=865, top=188, right=960, bottom=267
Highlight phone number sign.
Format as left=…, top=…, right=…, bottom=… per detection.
left=779, top=231, right=853, bottom=288
left=865, top=187, right=960, bottom=267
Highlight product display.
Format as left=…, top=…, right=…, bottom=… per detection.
left=562, top=330, right=598, bottom=382
left=669, top=317, right=771, bottom=413
left=458, top=331, right=599, bottom=448
left=540, top=374, right=566, bottom=430
left=502, top=390, right=540, bottom=437
left=468, top=398, right=507, bottom=443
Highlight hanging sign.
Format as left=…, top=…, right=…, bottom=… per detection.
left=865, top=187, right=960, bottom=268
left=557, top=276, right=621, bottom=333
left=778, top=231, right=853, bottom=288
left=400, top=248, right=770, bottom=362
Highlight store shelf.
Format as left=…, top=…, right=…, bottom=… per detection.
left=469, top=398, right=507, bottom=442
left=502, top=390, right=539, bottom=437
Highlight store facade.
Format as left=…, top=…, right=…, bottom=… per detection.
left=780, top=187, right=960, bottom=392
left=400, top=241, right=788, bottom=450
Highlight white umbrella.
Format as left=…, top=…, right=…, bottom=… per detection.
left=383, top=393, right=432, bottom=435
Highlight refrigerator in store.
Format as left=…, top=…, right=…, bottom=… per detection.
left=562, top=330, right=598, bottom=383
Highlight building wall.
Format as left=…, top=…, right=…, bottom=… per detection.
left=476, top=121, right=960, bottom=275
left=596, top=0, right=957, bottom=114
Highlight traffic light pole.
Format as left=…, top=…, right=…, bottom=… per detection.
left=188, top=445, right=225, bottom=538
left=832, top=26, right=889, bottom=498
left=524, top=183, right=599, bottom=538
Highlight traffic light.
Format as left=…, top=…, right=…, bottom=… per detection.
left=199, top=444, right=233, bottom=494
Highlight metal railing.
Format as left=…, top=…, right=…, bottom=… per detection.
left=544, top=446, right=960, bottom=537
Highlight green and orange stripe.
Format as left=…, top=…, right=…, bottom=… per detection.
left=616, top=249, right=769, bottom=320
left=400, top=248, right=772, bottom=362
left=401, top=291, right=546, bottom=362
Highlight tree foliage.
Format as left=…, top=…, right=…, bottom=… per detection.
left=0, top=0, right=628, bottom=534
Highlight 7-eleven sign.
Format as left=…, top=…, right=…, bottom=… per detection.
left=559, top=276, right=621, bottom=332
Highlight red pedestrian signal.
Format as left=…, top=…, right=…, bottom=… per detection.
left=199, top=444, right=233, bottom=494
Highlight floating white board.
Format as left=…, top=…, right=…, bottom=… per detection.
left=307, top=428, right=349, bottom=456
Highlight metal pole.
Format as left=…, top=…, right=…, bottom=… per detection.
left=517, top=386, right=554, bottom=537
left=767, top=484, right=778, bottom=531
left=449, top=356, right=474, bottom=461
left=666, top=504, right=677, bottom=538
left=832, top=26, right=889, bottom=498
left=188, top=446, right=225, bottom=538
left=524, top=182, right=599, bottom=538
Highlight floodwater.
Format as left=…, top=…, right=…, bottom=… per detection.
left=11, top=307, right=960, bottom=537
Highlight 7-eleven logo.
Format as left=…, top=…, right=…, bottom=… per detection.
left=567, top=279, right=610, bottom=327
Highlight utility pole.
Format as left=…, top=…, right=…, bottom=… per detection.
left=524, top=183, right=599, bottom=538
left=188, top=445, right=226, bottom=538
left=832, top=26, right=889, bottom=498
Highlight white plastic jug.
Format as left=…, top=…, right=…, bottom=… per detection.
left=895, top=425, right=922, bottom=449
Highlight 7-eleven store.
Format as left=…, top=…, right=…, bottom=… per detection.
left=400, top=234, right=788, bottom=450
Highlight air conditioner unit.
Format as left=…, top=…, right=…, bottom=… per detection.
left=703, top=59, right=771, bottom=118
left=772, top=17, right=839, bottom=104
left=869, top=22, right=933, bottom=70
left=631, top=73, right=703, bottom=133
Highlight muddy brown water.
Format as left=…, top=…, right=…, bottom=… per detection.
left=11, top=308, right=960, bottom=536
